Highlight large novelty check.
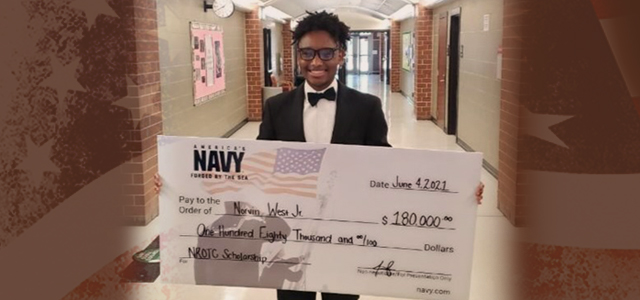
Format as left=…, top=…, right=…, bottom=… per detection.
left=158, top=136, right=482, bottom=300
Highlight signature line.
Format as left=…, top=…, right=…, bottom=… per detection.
left=358, top=267, right=452, bottom=276
left=180, top=257, right=311, bottom=265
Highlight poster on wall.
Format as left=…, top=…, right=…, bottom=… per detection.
left=402, top=32, right=413, bottom=72
left=190, top=22, right=226, bottom=106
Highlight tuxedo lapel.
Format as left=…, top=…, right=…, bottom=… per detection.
left=289, top=85, right=306, bottom=142
left=331, top=82, right=355, bottom=143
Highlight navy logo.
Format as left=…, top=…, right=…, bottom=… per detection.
left=194, top=146, right=245, bottom=173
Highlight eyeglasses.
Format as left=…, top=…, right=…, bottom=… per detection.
left=297, top=47, right=340, bottom=61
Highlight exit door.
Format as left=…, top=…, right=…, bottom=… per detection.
left=346, top=34, right=372, bottom=75
left=447, top=13, right=461, bottom=135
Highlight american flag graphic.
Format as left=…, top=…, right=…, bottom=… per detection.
left=203, top=148, right=326, bottom=198
left=1, top=0, right=167, bottom=298
left=512, top=0, right=640, bottom=298
left=591, top=0, right=640, bottom=117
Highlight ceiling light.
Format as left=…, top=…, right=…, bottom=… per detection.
left=263, top=6, right=292, bottom=21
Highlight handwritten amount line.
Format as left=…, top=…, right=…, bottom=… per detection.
left=286, top=239, right=424, bottom=252
left=179, top=257, right=312, bottom=265
left=357, top=267, right=452, bottom=277
left=179, top=235, right=423, bottom=252
left=389, top=187, right=458, bottom=194
left=215, top=214, right=379, bottom=225
left=387, top=224, right=456, bottom=231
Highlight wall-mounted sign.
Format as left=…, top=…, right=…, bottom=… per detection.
left=191, top=22, right=226, bottom=106
left=402, top=32, right=413, bottom=72
left=483, top=14, right=490, bottom=31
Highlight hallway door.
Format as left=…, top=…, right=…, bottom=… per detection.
left=386, top=31, right=390, bottom=85
left=447, top=11, right=462, bottom=135
left=436, top=12, right=448, bottom=130
left=346, top=38, right=356, bottom=74
left=357, top=35, right=371, bottom=74
left=379, top=31, right=390, bottom=84
left=263, top=28, right=272, bottom=86
left=346, top=33, right=372, bottom=75
left=380, top=32, right=385, bottom=82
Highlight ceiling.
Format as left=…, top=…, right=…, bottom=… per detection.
left=231, top=0, right=453, bottom=22
left=265, top=0, right=413, bottom=19
left=231, top=0, right=445, bottom=21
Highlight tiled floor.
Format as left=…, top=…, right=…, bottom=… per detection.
left=135, top=75, right=517, bottom=299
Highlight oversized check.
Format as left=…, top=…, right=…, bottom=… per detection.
left=158, top=135, right=482, bottom=299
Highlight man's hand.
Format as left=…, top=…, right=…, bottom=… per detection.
left=154, top=173, right=162, bottom=193
left=475, top=182, right=484, bottom=205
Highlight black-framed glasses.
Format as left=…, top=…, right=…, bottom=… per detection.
left=297, top=47, right=340, bottom=61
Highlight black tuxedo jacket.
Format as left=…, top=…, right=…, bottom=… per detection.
left=257, top=81, right=392, bottom=147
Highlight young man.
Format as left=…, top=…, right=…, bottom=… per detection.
left=258, top=11, right=483, bottom=300
left=257, top=12, right=389, bottom=148
left=258, top=12, right=387, bottom=300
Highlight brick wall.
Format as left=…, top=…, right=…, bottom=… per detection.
left=498, top=0, right=527, bottom=226
left=245, top=8, right=264, bottom=121
left=122, top=0, right=162, bottom=225
left=390, top=21, right=401, bottom=93
left=282, top=20, right=294, bottom=88
left=413, top=6, right=434, bottom=120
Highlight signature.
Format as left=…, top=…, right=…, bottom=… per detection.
left=372, top=260, right=395, bottom=277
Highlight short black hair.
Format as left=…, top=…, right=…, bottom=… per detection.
left=292, top=11, right=351, bottom=50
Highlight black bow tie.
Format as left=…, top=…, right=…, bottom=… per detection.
left=307, top=87, right=336, bottom=107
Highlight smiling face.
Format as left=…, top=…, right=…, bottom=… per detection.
left=297, top=30, right=345, bottom=91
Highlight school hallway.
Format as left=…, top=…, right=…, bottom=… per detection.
left=4, top=0, right=634, bottom=298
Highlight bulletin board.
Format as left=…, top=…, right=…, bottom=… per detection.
left=190, top=22, right=226, bottom=106
left=402, top=31, right=414, bottom=72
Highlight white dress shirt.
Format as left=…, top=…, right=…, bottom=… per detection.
left=303, top=79, right=338, bottom=144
